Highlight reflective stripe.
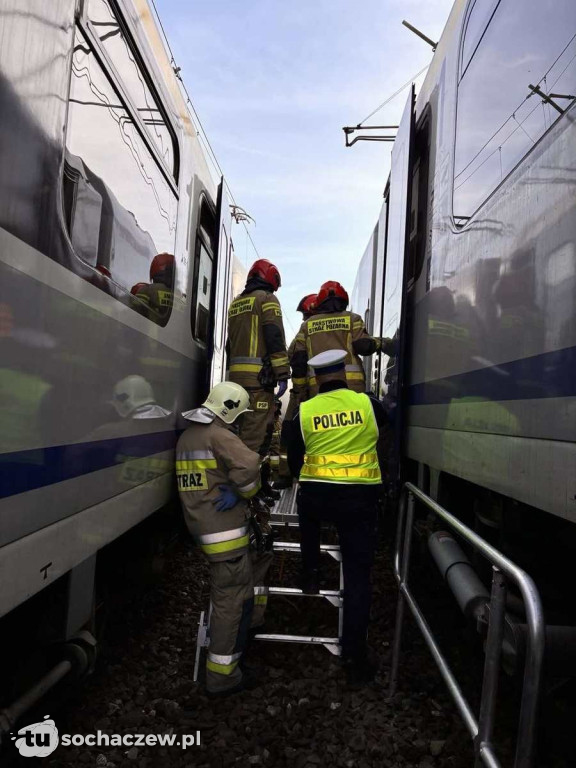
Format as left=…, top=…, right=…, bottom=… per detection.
left=175, top=459, right=217, bottom=470
left=305, top=452, right=378, bottom=466
left=254, top=595, right=268, bottom=606
left=230, top=356, right=261, bottom=365
left=262, top=302, right=279, bottom=312
left=250, top=315, right=259, bottom=358
left=201, top=535, right=250, bottom=555
left=295, top=333, right=305, bottom=342
left=198, top=526, right=248, bottom=545
left=269, top=456, right=280, bottom=466
left=271, top=356, right=289, bottom=368
left=346, top=372, right=365, bottom=381
left=292, top=377, right=307, bottom=385
left=254, top=586, right=269, bottom=595
left=237, top=477, right=261, bottom=499
left=301, top=464, right=381, bottom=480
left=353, top=321, right=364, bottom=330
left=176, top=450, right=215, bottom=460
left=206, top=651, right=242, bottom=675
left=229, top=363, right=261, bottom=373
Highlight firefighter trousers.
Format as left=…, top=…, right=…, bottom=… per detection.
left=206, top=548, right=273, bottom=693
left=238, top=388, right=275, bottom=456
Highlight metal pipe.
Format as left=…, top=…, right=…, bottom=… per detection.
left=389, top=492, right=414, bottom=697
left=475, top=568, right=507, bottom=767
left=0, top=660, right=72, bottom=736
left=428, top=531, right=490, bottom=618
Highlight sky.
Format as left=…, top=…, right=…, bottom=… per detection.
left=154, top=0, right=454, bottom=339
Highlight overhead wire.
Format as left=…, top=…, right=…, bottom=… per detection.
left=357, top=63, right=430, bottom=126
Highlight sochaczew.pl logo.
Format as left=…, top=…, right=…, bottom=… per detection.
left=12, top=716, right=59, bottom=757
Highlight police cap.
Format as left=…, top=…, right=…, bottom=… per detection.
left=307, top=349, right=347, bottom=374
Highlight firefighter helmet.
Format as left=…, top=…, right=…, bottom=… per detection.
left=150, top=252, right=175, bottom=282
left=316, top=280, right=349, bottom=308
left=112, top=375, right=155, bottom=418
left=130, top=282, right=148, bottom=296
left=203, top=381, right=252, bottom=424
left=248, top=259, right=281, bottom=291
left=296, top=293, right=317, bottom=315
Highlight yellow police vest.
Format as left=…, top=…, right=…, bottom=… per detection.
left=300, top=389, right=381, bottom=484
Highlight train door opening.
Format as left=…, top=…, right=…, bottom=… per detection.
left=208, top=178, right=233, bottom=389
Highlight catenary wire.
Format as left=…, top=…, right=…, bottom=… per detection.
left=357, top=63, right=430, bottom=126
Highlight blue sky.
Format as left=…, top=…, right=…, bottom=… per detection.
left=155, top=0, right=453, bottom=338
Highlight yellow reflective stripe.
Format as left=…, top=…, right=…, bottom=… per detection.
left=295, top=333, right=305, bottom=342
left=346, top=372, right=365, bottom=381
left=305, top=452, right=378, bottom=466
left=262, top=302, right=279, bottom=312
left=229, top=363, right=261, bottom=373
left=175, top=459, right=217, bottom=470
left=353, top=321, right=364, bottom=329
left=301, top=465, right=381, bottom=480
left=206, top=659, right=239, bottom=675
left=254, top=595, right=268, bottom=606
left=309, top=376, right=317, bottom=385
left=201, top=534, right=250, bottom=555
left=292, top=377, right=307, bottom=385
left=237, top=478, right=261, bottom=499
left=250, top=315, right=259, bottom=358
left=271, top=356, right=289, bottom=367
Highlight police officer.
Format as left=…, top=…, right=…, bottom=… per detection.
left=290, top=280, right=380, bottom=396
left=226, top=259, right=290, bottom=496
left=287, top=349, right=386, bottom=685
left=176, top=381, right=272, bottom=697
left=132, top=253, right=175, bottom=326
left=275, top=293, right=317, bottom=488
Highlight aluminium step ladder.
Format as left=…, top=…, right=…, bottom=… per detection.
left=193, top=484, right=344, bottom=681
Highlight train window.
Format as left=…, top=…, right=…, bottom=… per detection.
left=191, top=200, right=216, bottom=344
left=86, top=0, right=178, bottom=180
left=407, top=114, right=430, bottom=285
left=64, top=27, right=177, bottom=324
left=453, top=0, right=576, bottom=222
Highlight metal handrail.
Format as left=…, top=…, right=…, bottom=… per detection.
left=389, top=482, right=545, bottom=768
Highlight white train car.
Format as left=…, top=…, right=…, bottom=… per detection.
left=0, top=0, right=244, bottom=716
left=353, top=0, right=576, bottom=583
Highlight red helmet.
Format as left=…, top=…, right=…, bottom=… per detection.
left=248, top=259, right=281, bottom=291
left=296, top=294, right=317, bottom=315
left=317, top=280, right=349, bottom=307
left=130, top=282, right=148, bottom=296
left=150, top=252, right=175, bottom=281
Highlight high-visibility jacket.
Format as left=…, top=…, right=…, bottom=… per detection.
left=291, top=311, right=375, bottom=394
left=299, top=389, right=381, bottom=484
left=176, top=413, right=261, bottom=561
left=227, top=289, right=290, bottom=389
left=131, top=281, right=173, bottom=325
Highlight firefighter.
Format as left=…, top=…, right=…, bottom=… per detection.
left=226, top=258, right=290, bottom=496
left=275, top=293, right=317, bottom=488
left=287, top=349, right=386, bottom=685
left=290, top=280, right=382, bottom=396
left=176, top=381, right=272, bottom=697
left=131, top=253, right=175, bottom=326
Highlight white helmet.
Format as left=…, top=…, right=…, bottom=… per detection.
left=202, top=381, right=251, bottom=424
left=112, top=375, right=155, bottom=418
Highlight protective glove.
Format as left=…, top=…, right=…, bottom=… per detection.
left=276, top=379, right=288, bottom=399
left=214, top=484, right=238, bottom=511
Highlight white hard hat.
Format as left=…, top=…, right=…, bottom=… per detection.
left=308, top=349, right=347, bottom=372
left=112, top=375, right=155, bottom=418
left=202, top=381, right=252, bottom=424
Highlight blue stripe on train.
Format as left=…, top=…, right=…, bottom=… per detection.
left=0, top=430, right=179, bottom=500
left=407, top=345, right=576, bottom=406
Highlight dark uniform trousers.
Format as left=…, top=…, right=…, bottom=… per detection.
left=297, top=484, right=378, bottom=659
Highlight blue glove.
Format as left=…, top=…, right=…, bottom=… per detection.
left=214, top=484, right=238, bottom=511
left=276, top=379, right=288, bottom=399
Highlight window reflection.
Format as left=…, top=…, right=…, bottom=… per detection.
left=454, top=0, right=576, bottom=221
left=87, top=0, right=176, bottom=178
left=65, top=27, right=177, bottom=314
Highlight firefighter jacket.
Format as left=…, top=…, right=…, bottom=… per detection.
left=287, top=336, right=309, bottom=410
left=298, top=388, right=382, bottom=485
left=176, top=413, right=261, bottom=562
left=227, top=288, right=290, bottom=389
left=291, top=311, right=378, bottom=393
left=131, top=281, right=173, bottom=325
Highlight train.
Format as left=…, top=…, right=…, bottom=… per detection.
left=351, top=0, right=576, bottom=602
left=0, top=0, right=249, bottom=727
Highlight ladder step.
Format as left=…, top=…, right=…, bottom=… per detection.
left=253, top=632, right=340, bottom=646
left=268, top=586, right=341, bottom=597
left=273, top=541, right=340, bottom=553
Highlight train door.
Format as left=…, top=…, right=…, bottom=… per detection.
left=380, top=85, right=415, bottom=493
left=208, top=178, right=233, bottom=388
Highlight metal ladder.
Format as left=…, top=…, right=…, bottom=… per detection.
left=193, top=484, right=343, bottom=681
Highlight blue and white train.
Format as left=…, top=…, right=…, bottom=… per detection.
left=351, top=0, right=576, bottom=588
left=0, top=0, right=246, bottom=721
